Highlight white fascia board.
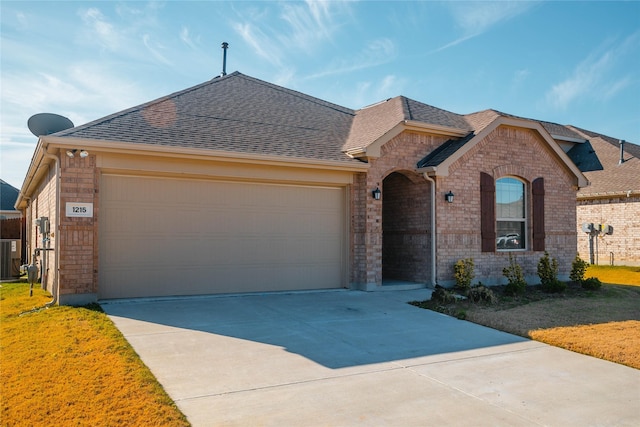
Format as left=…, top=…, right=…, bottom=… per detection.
left=551, top=134, right=588, bottom=144
left=403, top=120, right=469, bottom=137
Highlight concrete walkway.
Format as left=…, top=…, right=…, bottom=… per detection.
left=103, top=289, right=640, bottom=426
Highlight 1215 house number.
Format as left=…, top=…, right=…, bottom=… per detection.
left=72, top=206, right=87, bottom=213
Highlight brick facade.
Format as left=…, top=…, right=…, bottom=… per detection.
left=27, top=164, right=57, bottom=292
left=58, top=154, right=99, bottom=302
left=577, top=196, right=640, bottom=266
left=351, top=126, right=580, bottom=289
left=26, top=153, right=100, bottom=304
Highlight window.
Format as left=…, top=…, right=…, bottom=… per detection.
left=496, top=177, right=526, bottom=250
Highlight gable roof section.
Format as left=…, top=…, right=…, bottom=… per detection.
left=568, top=127, right=639, bottom=198
left=54, top=72, right=360, bottom=165
left=343, top=96, right=470, bottom=158
left=417, top=112, right=589, bottom=188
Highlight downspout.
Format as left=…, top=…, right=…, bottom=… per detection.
left=42, top=146, right=60, bottom=306
left=422, top=174, right=437, bottom=287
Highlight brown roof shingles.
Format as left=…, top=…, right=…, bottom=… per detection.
left=575, top=136, right=639, bottom=198
left=52, top=71, right=635, bottom=184
left=57, top=72, right=358, bottom=164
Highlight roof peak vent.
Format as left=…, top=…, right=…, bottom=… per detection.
left=220, top=42, right=229, bottom=77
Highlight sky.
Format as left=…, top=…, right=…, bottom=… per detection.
left=1, top=1, right=639, bottom=189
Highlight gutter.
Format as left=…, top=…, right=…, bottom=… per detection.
left=422, top=173, right=437, bottom=287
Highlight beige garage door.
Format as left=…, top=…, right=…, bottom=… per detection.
left=99, top=175, right=347, bottom=299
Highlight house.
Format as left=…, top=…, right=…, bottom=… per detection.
left=1, top=179, right=23, bottom=279
left=567, top=129, right=639, bottom=266
left=15, top=72, right=589, bottom=304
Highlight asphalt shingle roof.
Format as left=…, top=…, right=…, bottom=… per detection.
left=1, top=179, right=20, bottom=211
left=570, top=132, right=640, bottom=197
left=57, top=72, right=359, bottom=164
left=343, top=96, right=472, bottom=152
left=48, top=71, right=633, bottom=188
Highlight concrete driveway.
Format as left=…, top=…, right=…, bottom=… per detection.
left=103, top=289, right=639, bottom=426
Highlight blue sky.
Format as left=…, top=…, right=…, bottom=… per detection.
left=1, top=1, right=639, bottom=189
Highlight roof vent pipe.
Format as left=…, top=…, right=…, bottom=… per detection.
left=619, top=139, right=625, bottom=165
left=221, top=42, right=229, bottom=76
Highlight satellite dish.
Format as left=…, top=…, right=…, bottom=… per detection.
left=27, top=113, right=74, bottom=137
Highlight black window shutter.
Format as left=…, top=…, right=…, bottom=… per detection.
left=532, top=177, right=545, bottom=251
left=480, top=172, right=495, bottom=252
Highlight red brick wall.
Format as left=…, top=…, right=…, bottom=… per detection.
left=577, top=196, right=640, bottom=266
left=350, top=131, right=447, bottom=288
left=382, top=172, right=430, bottom=282
left=28, top=164, right=57, bottom=292
left=26, top=152, right=100, bottom=303
left=437, top=126, right=578, bottom=285
left=350, top=126, right=581, bottom=288
left=58, top=154, right=99, bottom=299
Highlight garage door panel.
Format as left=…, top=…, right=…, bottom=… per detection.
left=100, top=175, right=346, bottom=299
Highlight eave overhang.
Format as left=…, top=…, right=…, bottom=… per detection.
left=16, top=135, right=369, bottom=209
left=345, top=120, right=468, bottom=161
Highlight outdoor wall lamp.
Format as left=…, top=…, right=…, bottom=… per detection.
left=372, top=187, right=381, bottom=200
left=66, top=149, right=89, bottom=158
left=445, top=191, right=454, bottom=203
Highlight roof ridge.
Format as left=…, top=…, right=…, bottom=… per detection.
left=234, top=73, right=355, bottom=116
left=400, top=96, right=412, bottom=120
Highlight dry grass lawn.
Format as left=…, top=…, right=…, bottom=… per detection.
left=0, top=283, right=190, bottom=427
left=412, top=265, right=640, bottom=370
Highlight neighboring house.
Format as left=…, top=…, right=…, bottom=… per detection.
left=16, top=72, right=589, bottom=304
left=1, top=179, right=23, bottom=279
left=567, top=129, right=640, bottom=266
left=1, top=179, right=21, bottom=220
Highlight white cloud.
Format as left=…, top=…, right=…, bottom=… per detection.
left=180, top=27, right=198, bottom=49
left=232, top=0, right=351, bottom=69
left=545, top=33, right=639, bottom=110
left=142, top=34, right=172, bottom=65
left=435, top=1, right=535, bottom=52
left=79, top=7, right=121, bottom=51
left=233, top=22, right=283, bottom=66
left=305, top=38, right=396, bottom=80
left=343, top=74, right=405, bottom=108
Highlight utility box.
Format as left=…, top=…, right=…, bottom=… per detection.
left=0, top=239, right=22, bottom=279
left=582, top=223, right=594, bottom=233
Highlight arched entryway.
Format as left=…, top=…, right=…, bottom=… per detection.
left=382, top=172, right=431, bottom=285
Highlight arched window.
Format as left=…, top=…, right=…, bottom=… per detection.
left=496, top=177, right=526, bottom=250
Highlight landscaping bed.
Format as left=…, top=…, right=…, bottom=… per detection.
left=411, top=281, right=640, bottom=369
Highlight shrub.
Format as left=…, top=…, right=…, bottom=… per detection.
left=538, top=251, right=566, bottom=293
left=503, top=253, right=527, bottom=296
left=453, top=258, right=475, bottom=294
left=582, top=277, right=602, bottom=290
left=430, top=286, right=456, bottom=304
left=467, top=284, right=497, bottom=305
left=570, top=255, right=589, bottom=284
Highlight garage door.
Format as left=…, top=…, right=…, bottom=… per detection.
left=99, top=175, right=347, bottom=299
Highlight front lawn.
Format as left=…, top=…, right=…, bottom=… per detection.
left=411, top=280, right=640, bottom=369
left=0, top=282, right=190, bottom=426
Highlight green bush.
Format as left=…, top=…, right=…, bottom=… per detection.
left=503, top=253, right=526, bottom=296
left=570, top=255, right=589, bottom=284
left=453, top=258, right=475, bottom=294
left=430, top=286, right=456, bottom=304
left=581, top=277, right=602, bottom=290
left=467, top=284, right=497, bottom=304
left=538, top=251, right=565, bottom=293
